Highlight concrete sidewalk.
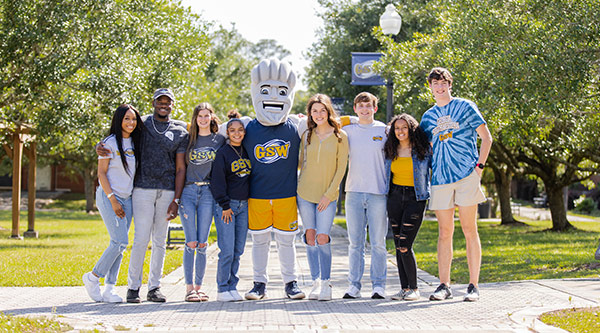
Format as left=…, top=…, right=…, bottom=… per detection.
left=1, top=224, right=599, bottom=332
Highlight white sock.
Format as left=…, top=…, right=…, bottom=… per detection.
left=88, top=272, right=100, bottom=282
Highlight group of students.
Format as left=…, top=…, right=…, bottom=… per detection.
left=82, top=66, right=492, bottom=304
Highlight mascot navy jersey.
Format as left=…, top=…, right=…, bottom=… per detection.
left=243, top=118, right=300, bottom=200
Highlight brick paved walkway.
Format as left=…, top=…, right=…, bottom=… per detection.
left=1, top=224, right=598, bottom=332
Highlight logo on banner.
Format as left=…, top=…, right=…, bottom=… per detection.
left=354, top=60, right=377, bottom=79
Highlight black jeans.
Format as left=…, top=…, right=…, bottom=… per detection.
left=386, top=184, right=426, bottom=289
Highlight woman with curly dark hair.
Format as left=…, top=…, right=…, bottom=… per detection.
left=383, top=113, right=431, bottom=301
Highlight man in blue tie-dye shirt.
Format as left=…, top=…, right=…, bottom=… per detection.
left=420, top=67, right=493, bottom=302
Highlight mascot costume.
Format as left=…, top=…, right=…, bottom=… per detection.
left=242, top=58, right=306, bottom=300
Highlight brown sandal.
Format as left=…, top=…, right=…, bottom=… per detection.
left=185, top=290, right=201, bottom=302
left=196, top=290, right=209, bottom=302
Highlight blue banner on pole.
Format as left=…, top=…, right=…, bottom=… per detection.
left=351, top=52, right=385, bottom=86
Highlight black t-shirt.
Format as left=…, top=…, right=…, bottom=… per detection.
left=134, top=115, right=188, bottom=190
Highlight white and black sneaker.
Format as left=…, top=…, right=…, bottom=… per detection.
left=429, top=283, right=453, bottom=301
left=343, top=285, right=361, bottom=299
left=463, top=283, right=479, bottom=302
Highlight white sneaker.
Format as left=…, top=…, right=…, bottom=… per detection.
left=342, top=285, right=361, bottom=299
left=403, top=289, right=420, bottom=301
left=229, top=290, right=243, bottom=301
left=217, top=291, right=235, bottom=302
left=102, top=285, right=123, bottom=303
left=82, top=272, right=102, bottom=302
left=318, top=280, right=332, bottom=301
left=308, top=280, right=320, bottom=300
left=371, top=286, right=385, bottom=299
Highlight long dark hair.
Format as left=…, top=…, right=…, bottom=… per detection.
left=187, top=102, right=220, bottom=156
left=384, top=114, right=430, bottom=161
left=305, top=94, right=342, bottom=145
left=108, top=104, right=143, bottom=177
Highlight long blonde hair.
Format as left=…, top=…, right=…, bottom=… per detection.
left=305, top=94, right=342, bottom=145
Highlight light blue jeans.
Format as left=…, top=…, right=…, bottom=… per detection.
left=345, top=191, right=388, bottom=290
left=128, top=188, right=173, bottom=290
left=297, top=196, right=336, bottom=281
left=179, top=184, right=215, bottom=286
left=214, top=200, right=248, bottom=292
left=93, top=186, right=132, bottom=285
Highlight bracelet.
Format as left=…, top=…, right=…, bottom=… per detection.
left=107, top=192, right=114, bottom=199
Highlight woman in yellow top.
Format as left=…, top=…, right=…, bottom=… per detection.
left=297, top=94, right=349, bottom=301
left=384, top=114, right=432, bottom=301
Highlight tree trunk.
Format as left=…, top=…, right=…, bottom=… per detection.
left=544, top=182, right=573, bottom=231
left=492, top=165, right=519, bottom=224
left=83, top=168, right=96, bottom=213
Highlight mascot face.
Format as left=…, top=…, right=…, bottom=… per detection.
left=251, top=58, right=296, bottom=126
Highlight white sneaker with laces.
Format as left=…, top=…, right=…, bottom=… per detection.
left=217, top=291, right=235, bottom=302
left=371, top=286, right=386, bottom=299
left=82, top=272, right=102, bottom=302
left=319, top=280, right=332, bottom=301
left=229, top=290, right=243, bottom=301
left=308, top=280, right=320, bottom=300
left=102, top=285, right=123, bottom=303
left=343, top=285, right=361, bottom=299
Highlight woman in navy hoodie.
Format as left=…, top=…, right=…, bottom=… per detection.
left=210, top=118, right=252, bottom=302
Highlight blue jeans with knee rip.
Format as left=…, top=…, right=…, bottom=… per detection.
left=179, top=184, right=215, bottom=286
left=93, top=186, right=133, bottom=285
left=297, top=196, right=336, bottom=281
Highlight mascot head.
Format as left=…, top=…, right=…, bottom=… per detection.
left=251, top=58, right=296, bottom=126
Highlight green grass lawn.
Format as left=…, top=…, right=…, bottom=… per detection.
left=336, top=217, right=600, bottom=284
left=0, top=312, right=71, bottom=332
left=540, top=307, right=600, bottom=333
left=0, top=210, right=216, bottom=287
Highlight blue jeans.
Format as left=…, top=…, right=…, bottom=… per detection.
left=214, top=200, right=248, bottom=292
left=297, top=196, right=336, bottom=281
left=345, top=192, right=388, bottom=290
left=93, top=186, right=132, bottom=285
left=179, top=184, right=215, bottom=286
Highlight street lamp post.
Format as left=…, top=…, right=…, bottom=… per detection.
left=379, top=4, right=402, bottom=123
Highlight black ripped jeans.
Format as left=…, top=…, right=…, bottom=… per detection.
left=386, top=184, right=426, bottom=290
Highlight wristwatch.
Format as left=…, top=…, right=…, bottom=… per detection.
left=476, top=163, right=485, bottom=169
left=173, top=198, right=181, bottom=205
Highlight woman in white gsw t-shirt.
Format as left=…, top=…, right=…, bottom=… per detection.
left=82, top=104, right=143, bottom=303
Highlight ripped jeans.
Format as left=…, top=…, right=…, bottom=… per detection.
left=179, top=184, right=215, bottom=286
left=386, top=184, right=426, bottom=290
left=93, top=186, right=133, bottom=285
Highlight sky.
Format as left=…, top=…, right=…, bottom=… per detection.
left=181, top=0, right=324, bottom=90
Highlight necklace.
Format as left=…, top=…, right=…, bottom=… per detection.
left=151, top=116, right=171, bottom=135
left=229, top=143, right=244, bottom=160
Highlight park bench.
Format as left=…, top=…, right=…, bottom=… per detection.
left=166, top=223, right=185, bottom=246
left=533, top=196, right=547, bottom=207
left=510, top=202, right=522, bottom=216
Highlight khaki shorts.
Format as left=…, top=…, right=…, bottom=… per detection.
left=429, top=170, right=486, bottom=210
left=248, top=197, right=298, bottom=233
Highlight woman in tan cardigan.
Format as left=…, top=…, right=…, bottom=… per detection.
left=297, top=94, right=349, bottom=301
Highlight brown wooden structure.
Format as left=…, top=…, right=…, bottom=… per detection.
left=1, top=123, right=37, bottom=239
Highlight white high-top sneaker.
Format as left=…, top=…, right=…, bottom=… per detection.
left=308, top=280, right=320, bottom=300
left=318, top=279, right=332, bottom=301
